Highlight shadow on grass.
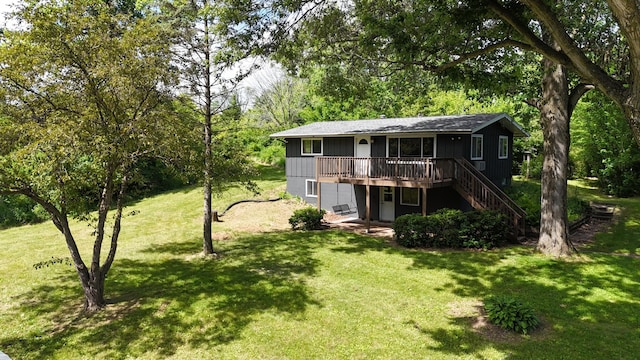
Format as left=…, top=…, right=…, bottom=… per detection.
left=329, top=232, right=640, bottom=358
left=1, top=231, right=323, bottom=359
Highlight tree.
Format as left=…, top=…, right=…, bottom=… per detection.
left=0, top=0, right=178, bottom=311
left=161, top=0, right=258, bottom=255
left=248, top=71, right=309, bottom=129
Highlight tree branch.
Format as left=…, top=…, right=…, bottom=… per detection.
left=519, top=0, right=626, bottom=98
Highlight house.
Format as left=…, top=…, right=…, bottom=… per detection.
left=270, top=113, right=529, bottom=234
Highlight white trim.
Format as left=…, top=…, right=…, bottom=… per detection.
left=305, top=179, right=318, bottom=197
left=471, top=113, right=530, bottom=138
left=301, top=138, right=322, bottom=156
left=471, top=134, right=483, bottom=160
left=498, top=135, right=509, bottom=159
left=400, top=188, right=420, bottom=206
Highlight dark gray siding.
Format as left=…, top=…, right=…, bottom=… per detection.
left=324, top=137, right=354, bottom=156
left=436, top=134, right=469, bottom=158
left=354, top=186, right=472, bottom=221
left=355, top=185, right=380, bottom=220
left=475, top=123, right=513, bottom=188
left=287, top=173, right=356, bottom=210
left=285, top=138, right=302, bottom=157
left=285, top=137, right=354, bottom=157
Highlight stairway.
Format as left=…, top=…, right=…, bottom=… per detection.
left=452, top=158, right=527, bottom=236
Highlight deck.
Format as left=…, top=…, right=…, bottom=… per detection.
left=315, top=156, right=527, bottom=236
left=316, top=157, right=455, bottom=188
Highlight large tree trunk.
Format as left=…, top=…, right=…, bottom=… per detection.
left=537, top=57, right=574, bottom=256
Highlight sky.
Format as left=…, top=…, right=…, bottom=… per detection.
left=0, top=0, right=282, bottom=109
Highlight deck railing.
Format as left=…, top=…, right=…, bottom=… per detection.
left=453, top=158, right=527, bottom=235
left=317, top=157, right=455, bottom=184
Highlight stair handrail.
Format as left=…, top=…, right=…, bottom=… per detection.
left=454, top=158, right=526, bottom=217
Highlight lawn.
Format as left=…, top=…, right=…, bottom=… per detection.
left=1, top=168, right=639, bottom=359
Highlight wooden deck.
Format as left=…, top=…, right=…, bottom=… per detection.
left=316, top=157, right=455, bottom=187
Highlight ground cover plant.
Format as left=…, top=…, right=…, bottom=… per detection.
left=1, top=167, right=639, bottom=359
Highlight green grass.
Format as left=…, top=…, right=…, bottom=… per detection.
left=1, top=169, right=640, bottom=359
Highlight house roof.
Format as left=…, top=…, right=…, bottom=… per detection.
left=270, top=113, right=529, bottom=138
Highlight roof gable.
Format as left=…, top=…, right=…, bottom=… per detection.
left=270, top=113, right=529, bottom=138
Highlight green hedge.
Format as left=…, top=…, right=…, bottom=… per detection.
left=394, top=209, right=510, bottom=250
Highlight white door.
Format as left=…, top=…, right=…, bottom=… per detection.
left=380, top=186, right=395, bottom=221
left=355, top=136, right=371, bottom=177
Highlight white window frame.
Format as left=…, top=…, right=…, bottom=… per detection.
left=471, top=134, right=484, bottom=160
left=498, top=135, right=509, bottom=159
left=400, top=188, right=420, bottom=206
left=305, top=179, right=318, bottom=197
left=301, top=138, right=323, bottom=156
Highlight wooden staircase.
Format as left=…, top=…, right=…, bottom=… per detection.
left=452, top=158, right=527, bottom=236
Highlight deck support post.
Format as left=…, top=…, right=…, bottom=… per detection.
left=316, top=159, right=321, bottom=212
left=365, top=183, right=371, bottom=233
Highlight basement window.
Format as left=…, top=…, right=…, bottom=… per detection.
left=400, top=188, right=420, bottom=206
left=305, top=179, right=318, bottom=197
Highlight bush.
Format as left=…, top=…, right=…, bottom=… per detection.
left=462, top=211, right=510, bottom=249
left=0, top=195, right=49, bottom=229
left=484, top=295, right=540, bottom=334
left=289, top=207, right=326, bottom=230
left=394, top=209, right=510, bottom=250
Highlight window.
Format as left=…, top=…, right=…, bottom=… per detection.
left=400, top=188, right=420, bottom=206
left=305, top=179, right=318, bottom=197
left=302, top=138, right=322, bottom=155
left=498, top=136, right=509, bottom=159
left=388, top=137, right=435, bottom=157
left=423, top=137, right=435, bottom=157
left=471, top=134, right=483, bottom=160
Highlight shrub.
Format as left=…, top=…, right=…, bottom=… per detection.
left=289, top=207, right=326, bottom=230
left=393, top=214, right=429, bottom=248
left=484, top=295, right=539, bottom=334
left=462, top=211, right=510, bottom=249
left=394, top=209, right=510, bottom=250
left=429, top=209, right=466, bottom=248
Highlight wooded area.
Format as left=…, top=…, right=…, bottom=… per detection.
left=1, top=0, right=639, bottom=311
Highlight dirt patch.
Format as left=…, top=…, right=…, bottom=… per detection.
left=447, top=299, right=550, bottom=343
left=212, top=199, right=307, bottom=234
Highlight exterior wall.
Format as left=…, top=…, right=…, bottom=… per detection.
left=436, top=134, right=470, bottom=159
left=473, top=124, right=513, bottom=188
left=354, top=185, right=471, bottom=221
left=284, top=137, right=357, bottom=210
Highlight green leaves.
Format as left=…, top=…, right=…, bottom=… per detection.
left=484, top=295, right=540, bottom=335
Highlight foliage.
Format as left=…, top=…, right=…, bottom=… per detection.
left=572, top=91, right=640, bottom=197
left=506, top=179, right=591, bottom=228
left=484, top=295, right=540, bottom=335
left=462, top=211, right=511, bottom=250
left=0, top=195, right=48, bottom=228
left=288, top=207, right=326, bottom=230
left=394, top=209, right=510, bottom=250
left=0, top=0, right=180, bottom=310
